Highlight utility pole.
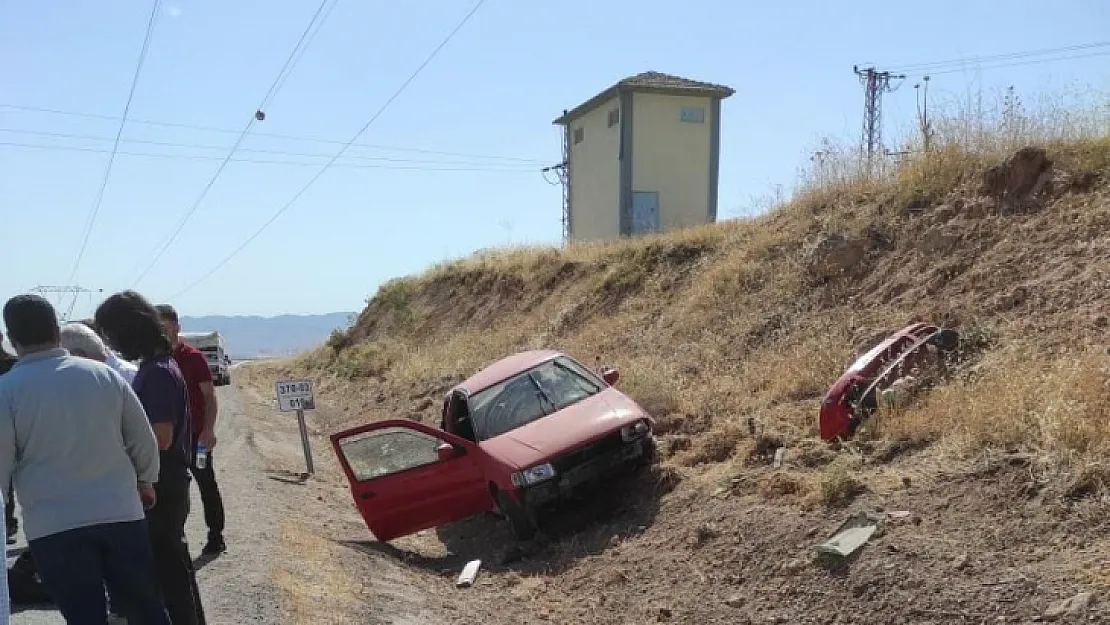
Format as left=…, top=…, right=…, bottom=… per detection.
left=914, top=75, right=932, bottom=153
left=543, top=109, right=572, bottom=243
left=853, top=65, right=905, bottom=170
left=29, top=285, right=103, bottom=322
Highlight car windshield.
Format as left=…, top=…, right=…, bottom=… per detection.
left=467, top=357, right=604, bottom=441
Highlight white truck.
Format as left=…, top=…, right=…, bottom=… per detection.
left=180, top=331, right=232, bottom=386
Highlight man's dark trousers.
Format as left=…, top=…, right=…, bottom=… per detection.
left=29, top=519, right=170, bottom=625
left=189, top=444, right=225, bottom=543
left=5, top=482, right=16, bottom=539
left=149, top=456, right=207, bottom=625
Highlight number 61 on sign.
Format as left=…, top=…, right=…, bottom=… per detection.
left=276, top=379, right=316, bottom=412
left=275, top=378, right=317, bottom=475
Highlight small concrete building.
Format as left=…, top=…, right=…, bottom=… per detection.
left=554, top=71, right=734, bottom=242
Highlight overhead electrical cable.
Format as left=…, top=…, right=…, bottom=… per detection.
left=0, top=128, right=539, bottom=167
left=0, top=103, right=542, bottom=162
left=0, top=140, right=537, bottom=171
left=63, top=0, right=161, bottom=291
left=168, top=0, right=488, bottom=301
left=885, top=40, right=1110, bottom=74
left=131, top=0, right=341, bottom=288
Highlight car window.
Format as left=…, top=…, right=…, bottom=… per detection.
left=532, top=359, right=601, bottom=410
left=468, top=357, right=604, bottom=441
left=338, top=427, right=440, bottom=482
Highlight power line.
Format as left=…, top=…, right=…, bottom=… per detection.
left=169, top=0, right=488, bottom=301
left=0, top=140, right=537, bottom=171
left=886, top=40, right=1110, bottom=74
left=64, top=0, right=161, bottom=290
left=0, top=103, right=543, bottom=163
left=0, top=127, right=539, bottom=167
left=269, top=0, right=341, bottom=100
left=923, top=49, right=1110, bottom=76
left=131, top=0, right=340, bottom=288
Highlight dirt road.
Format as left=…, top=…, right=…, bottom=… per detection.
left=8, top=385, right=284, bottom=624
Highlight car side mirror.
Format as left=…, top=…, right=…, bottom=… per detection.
left=601, top=367, right=620, bottom=385
left=437, top=442, right=463, bottom=462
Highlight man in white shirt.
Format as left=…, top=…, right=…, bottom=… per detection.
left=59, top=323, right=138, bottom=383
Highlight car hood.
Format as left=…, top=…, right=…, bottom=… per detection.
left=479, top=389, right=649, bottom=469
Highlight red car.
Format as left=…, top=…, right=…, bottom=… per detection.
left=331, top=350, right=656, bottom=542
left=819, top=323, right=958, bottom=441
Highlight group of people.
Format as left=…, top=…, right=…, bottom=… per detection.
left=0, top=290, right=229, bottom=625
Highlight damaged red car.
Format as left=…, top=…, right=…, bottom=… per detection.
left=819, top=322, right=959, bottom=441
left=331, top=350, right=656, bottom=542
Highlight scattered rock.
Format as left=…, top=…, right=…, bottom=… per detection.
left=804, top=233, right=866, bottom=279
left=953, top=553, right=969, bottom=571
left=783, top=557, right=807, bottom=574
left=655, top=606, right=673, bottom=621
left=932, top=204, right=957, bottom=222
left=690, top=523, right=719, bottom=547
left=996, top=286, right=1029, bottom=311
left=413, top=397, right=433, bottom=412
left=724, top=595, right=746, bottom=609
left=918, top=226, right=960, bottom=255
left=1043, top=592, right=1095, bottom=621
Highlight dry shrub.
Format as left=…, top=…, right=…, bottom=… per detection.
left=676, top=425, right=745, bottom=467
left=1064, top=464, right=1110, bottom=500
left=758, top=472, right=808, bottom=499
left=886, top=346, right=1110, bottom=467
left=650, top=463, right=683, bottom=495
left=815, top=460, right=865, bottom=508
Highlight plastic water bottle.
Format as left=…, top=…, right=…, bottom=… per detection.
left=195, top=443, right=208, bottom=470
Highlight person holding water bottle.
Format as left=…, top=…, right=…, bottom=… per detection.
left=155, top=304, right=226, bottom=556
left=96, top=292, right=207, bottom=625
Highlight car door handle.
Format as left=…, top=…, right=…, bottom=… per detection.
left=359, top=491, right=376, bottom=500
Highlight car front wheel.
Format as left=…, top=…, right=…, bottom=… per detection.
left=494, top=490, right=537, bottom=542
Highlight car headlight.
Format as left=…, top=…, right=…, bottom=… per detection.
left=511, top=463, right=557, bottom=487
left=621, top=420, right=651, bottom=442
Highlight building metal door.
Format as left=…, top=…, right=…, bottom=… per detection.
left=631, top=191, right=660, bottom=235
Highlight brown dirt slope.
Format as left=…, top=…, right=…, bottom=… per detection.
left=262, top=138, right=1110, bottom=624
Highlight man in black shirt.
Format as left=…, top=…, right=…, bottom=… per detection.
left=1, top=330, right=16, bottom=544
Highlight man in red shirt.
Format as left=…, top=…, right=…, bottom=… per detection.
left=155, top=304, right=226, bottom=556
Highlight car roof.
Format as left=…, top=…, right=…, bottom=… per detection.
left=453, top=349, right=564, bottom=395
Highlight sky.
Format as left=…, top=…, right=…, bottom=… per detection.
left=1, top=0, right=1108, bottom=319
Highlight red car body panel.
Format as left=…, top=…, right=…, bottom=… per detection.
left=330, top=420, right=492, bottom=542
left=332, top=350, right=654, bottom=542
left=818, top=323, right=940, bottom=441
left=455, top=349, right=563, bottom=395
left=480, top=389, right=648, bottom=467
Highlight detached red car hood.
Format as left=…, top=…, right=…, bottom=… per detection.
left=480, top=388, right=650, bottom=469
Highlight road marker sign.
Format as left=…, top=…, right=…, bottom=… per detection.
left=276, top=379, right=316, bottom=474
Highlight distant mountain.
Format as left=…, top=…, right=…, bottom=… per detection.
left=180, top=313, right=355, bottom=360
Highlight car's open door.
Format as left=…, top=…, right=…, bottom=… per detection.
left=330, top=419, right=492, bottom=542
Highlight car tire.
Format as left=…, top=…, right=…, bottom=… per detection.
left=638, top=436, right=658, bottom=468
left=930, top=329, right=960, bottom=353
left=494, top=490, right=537, bottom=542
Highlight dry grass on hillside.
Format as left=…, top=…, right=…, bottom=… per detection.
left=281, top=90, right=1110, bottom=499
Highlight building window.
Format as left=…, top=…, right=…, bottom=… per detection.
left=607, top=108, right=620, bottom=127
left=573, top=127, right=584, bottom=144
left=680, top=106, right=706, bottom=124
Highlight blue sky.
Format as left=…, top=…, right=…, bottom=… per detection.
left=1, top=0, right=1107, bottom=318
